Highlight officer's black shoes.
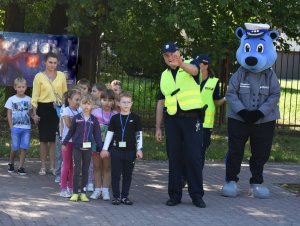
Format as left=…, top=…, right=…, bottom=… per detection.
left=166, top=199, right=181, bottom=206
left=192, top=198, right=206, bottom=208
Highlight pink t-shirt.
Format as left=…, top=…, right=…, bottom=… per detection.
left=92, top=108, right=117, bottom=141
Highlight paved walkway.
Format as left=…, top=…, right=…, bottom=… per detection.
left=0, top=159, right=299, bottom=226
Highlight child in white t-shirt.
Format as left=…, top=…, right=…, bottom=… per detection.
left=59, top=89, right=82, bottom=198
left=5, top=77, right=32, bottom=175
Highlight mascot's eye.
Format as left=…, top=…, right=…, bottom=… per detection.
left=244, top=43, right=251, bottom=52
left=256, top=44, right=264, bottom=53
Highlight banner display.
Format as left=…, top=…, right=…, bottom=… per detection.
left=0, top=31, right=79, bottom=87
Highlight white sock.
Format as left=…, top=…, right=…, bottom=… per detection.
left=102, top=187, right=109, bottom=192
left=95, top=188, right=101, bottom=192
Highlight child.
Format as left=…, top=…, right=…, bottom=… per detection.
left=54, top=91, right=68, bottom=183
left=59, top=89, right=82, bottom=198
left=91, top=83, right=107, bottom=108
left=110, top=80, right=122, bottom=96
left=101, top=91, right=143, bottom=205
left=77, top=78, right=90, bottom=95
left=85, top=82, right=107, bottom=192
left=62, top=94, right=102, bottom=202
left=90, top=89, right=118, bottom=200
left=110, top=80, right=122, bottom=112
left=5, top=77, right=32, bottom=175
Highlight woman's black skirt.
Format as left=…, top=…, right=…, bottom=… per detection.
left=36, top=102, right=59, bottom=142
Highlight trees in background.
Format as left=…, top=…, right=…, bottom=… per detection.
left=0, top=0, right=299, bottom=82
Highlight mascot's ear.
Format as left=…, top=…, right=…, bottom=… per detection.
left=235, top=27, right=245, bottom=39
left=269, top=30, right=279, bottom=41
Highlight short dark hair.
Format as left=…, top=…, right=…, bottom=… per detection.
left=92, top=82, right=107, bottom=92
left=44, top=52, right=59, bottom=62
left=119, top=91, right=132, bottom=100
left=77, top=78, right=90, bottom=87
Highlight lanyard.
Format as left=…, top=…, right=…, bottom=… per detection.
left=82, top=114, right=91, bottom=142
left=69, top=106, right=79, bottom=116
left=120, top=113, right=130, bottom=141
left=101, top=109, right=112, bottom=125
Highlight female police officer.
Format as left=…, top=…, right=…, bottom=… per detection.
left=155, top=42, right=206, bottom=208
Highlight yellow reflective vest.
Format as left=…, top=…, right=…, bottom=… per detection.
left=201, top=77, right=219, bottom=128
left=160, top=62, right=204, bottom=115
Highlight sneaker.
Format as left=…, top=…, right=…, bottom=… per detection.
left=86, top=183, right=94, bottom=192
left=17, top=167, right=27, bottom=176
left=102, top=189, right=110, bottom=201
left=50, top=168, right=56, bottom=176
left=8, top=163, right=14, bottom=173
left=80, top=193, right=89, bottom=202
left=54, top=176, right=61, bottom=183
left=39, top=168, right=46, bottom=176
left=90, top=190, right=101, bottom=200
left=70, top=194, right=79, bottom=202
left=60, top=189, right=71, bottom=198
left=249, top=184, right=270, bottom=199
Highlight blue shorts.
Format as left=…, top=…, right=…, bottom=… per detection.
left=11, top=128, right=31, bottom=151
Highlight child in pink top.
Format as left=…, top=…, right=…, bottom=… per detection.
left=90, top=89, right=117, bottom=200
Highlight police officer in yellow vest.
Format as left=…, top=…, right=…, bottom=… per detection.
left=156, top=42, right=206, bottom=208
left=194, top=54, right=226, bottom=169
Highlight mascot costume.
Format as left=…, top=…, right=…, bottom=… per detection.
left=221, top=23, right=280, bottom=198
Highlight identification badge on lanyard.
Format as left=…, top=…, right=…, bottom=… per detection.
left=83, top=142, right=92, bottom=149
left=119, top=141, right=126, bottom=148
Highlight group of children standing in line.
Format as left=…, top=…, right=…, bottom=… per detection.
left=6, top=78, right=143, bottom=205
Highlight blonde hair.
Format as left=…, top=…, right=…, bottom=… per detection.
left=14, top=77, right=27, bottom=86
left=81, top=93, right=94, bottom=104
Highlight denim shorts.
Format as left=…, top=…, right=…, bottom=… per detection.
left=11, top=128, right=31, bottom=151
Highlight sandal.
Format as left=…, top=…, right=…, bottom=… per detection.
left=39, top=168, right=46, bottom=176
left=112, top=198, right=121, bottom=205
left=50, top=168, right=56, bottom=176
left=121, top=197, right=133, bottom=205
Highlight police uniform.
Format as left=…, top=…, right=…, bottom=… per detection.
left=158, top=42, right=206, bottom=207
left=226, top=66, right=280, bottom=184
left=200, top=76, right=222, bottom=167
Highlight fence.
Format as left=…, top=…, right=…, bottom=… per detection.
left=98, top=48, right=300, bottom=132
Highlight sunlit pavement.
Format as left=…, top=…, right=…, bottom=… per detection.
left=0, top=159, right=299, bottom=226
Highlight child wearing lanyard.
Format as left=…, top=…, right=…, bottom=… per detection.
left=59, top=89, right=82, bottom=198
left=62, top=94, right=102, bottom=202
left=101, top=91, right=143, bottom=205
left=90, top=89, right=118, bottom=200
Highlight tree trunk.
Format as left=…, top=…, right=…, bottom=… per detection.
left=77, top=34, right=100, bottom=83
left=48, top=3, right=68, bottom=35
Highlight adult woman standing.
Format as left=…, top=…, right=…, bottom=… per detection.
left=31, top=52, right=67, bottom=175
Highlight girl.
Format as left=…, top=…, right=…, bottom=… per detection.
left=86, top=82, right=107, bottom=192
left=62, top=94, right=102, bottom=202
left=60, top=89, right=82, bottom=198
left=90, top=89, right=117, bottom=200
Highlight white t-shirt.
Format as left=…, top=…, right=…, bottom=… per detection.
left=5, top=95, right=31, bottom=129
left=61, top=106, right=82, bottom=142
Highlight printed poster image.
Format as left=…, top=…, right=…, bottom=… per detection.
left=0, top=31, right=79, bottom=87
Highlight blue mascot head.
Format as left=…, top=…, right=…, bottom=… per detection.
left=235, top=23, right=279, bottom=73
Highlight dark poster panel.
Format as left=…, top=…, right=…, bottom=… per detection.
left=0, top=31, right=79, bottom=87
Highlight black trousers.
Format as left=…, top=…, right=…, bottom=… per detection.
left=165, top=115, right=204, bottom=201
left=202, top=128, right=212, bottom=169
left=111, top=155, right=135, bottom=199
left=72, top=148, right=92, bottom=194
left=226, top=118, right=275, bottom=184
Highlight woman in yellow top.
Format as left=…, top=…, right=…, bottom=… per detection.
left=31, top=52, right=67, bottom=176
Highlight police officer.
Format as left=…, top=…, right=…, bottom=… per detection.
left=155, top=42, right=206, bottom=208
left=194, top=54, right=226, bottom=169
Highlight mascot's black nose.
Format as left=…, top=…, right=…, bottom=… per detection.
left=245, top=57, right=258, bottom=66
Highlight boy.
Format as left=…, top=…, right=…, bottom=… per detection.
left=77, top=78, right=90, bottom=95
left=101, top=91, right=143, bottom=205
left=62, top=94, right=102, bottom=202
left=5, top=77, right=32, bottom=175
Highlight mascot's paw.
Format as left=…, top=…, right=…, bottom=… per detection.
left=249, top=184, right=270, bottom=199
left=221, top=181, right=238, bottom=197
